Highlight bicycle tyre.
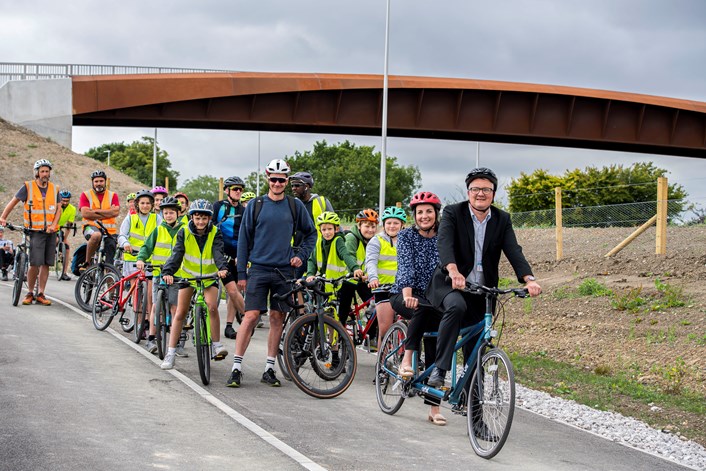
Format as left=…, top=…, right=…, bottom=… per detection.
left=12, top=251, right=27, bottom=307
left=133, top=280, right=148, bottom=344
left=75, top=264, right=120, bottom=312
left=375, top=321, right=408, bottom=415
left=155, top=292, right=167, bottom=360
left=194, top=305, right=211, bottom=385
left=55, top=242, right=66, bottom=280
left=467, top=348, right=515, bottom=459
left=283, top=313, right=356, bottom=399
left=92, top=271, right=121, bottom=331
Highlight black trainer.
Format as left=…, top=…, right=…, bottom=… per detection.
left=427, top=367, right=446, bottom=388
left=227, top=369, right=242, bottom=388
left=224, top=324, right=237, bottom=339
left=261, top=368, right=281, bottom=387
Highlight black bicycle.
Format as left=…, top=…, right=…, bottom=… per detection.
left=6, top=223, right=38, bottom=306
left=54, top=223, right=76, bottom=280
left=74, top=220, right=120, bottom=312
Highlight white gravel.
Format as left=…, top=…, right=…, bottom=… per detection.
left=516, top=384, right=706, bottom=470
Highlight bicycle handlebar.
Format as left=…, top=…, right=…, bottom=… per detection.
left=448, top=277, right=528, bottom=298
left=6, top=223, right=44, bottom=234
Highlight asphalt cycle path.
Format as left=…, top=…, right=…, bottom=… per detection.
left=1, top=278, right=692, bottom=471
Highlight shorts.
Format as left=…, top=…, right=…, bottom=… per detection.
left=220, top=257, right=237, bottom=286
left=244, top=265, right=295, bottom=313
left=29, top=232, right=56, bottom=266
left=152, top=278, right=179, bottom=306
left=83, top=226, right=117, bottom=265
left=373, top=290, right=391, bottom=304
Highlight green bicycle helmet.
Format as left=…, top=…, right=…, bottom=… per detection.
left=127, top=192, right=137, bottom=201
left=316, top=211, right=341, bottom=227
left=381, top=206, right=407, bottom=223
left=241, top=191, right=256, bottom=203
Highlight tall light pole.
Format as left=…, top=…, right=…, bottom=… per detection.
left=379, top=0, right=391, bottom=214
left=152, top=129, right=158, bottom=188
left=257, top=132, right=261, bottom=197
left=476, top=141, right=480, bottom=168
left=104, top=150, right=111, bottom=167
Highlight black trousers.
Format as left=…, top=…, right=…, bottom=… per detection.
left=435, top=291, right=486, bottom=372
left=0, top=251, right=13, bottom=270
left=337, top=280, right=372, bottom=325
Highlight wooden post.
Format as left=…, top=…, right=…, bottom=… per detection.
left=395, top=202, right=402, bottom=208
left=165, top=177, right=169, bottom=193
left=605, top=215, right=657, bottom=257
left=555, top=187, right=563, bottom=261
left=656, top=177, right=667, bottom=255
left=218, top=177, right=224, bottom=201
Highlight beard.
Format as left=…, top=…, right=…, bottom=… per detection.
left=93, top=184, right=105, bottom=193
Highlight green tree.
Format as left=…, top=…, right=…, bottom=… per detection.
left=244, top=171, right=267, bottom=196
left=85, top=137, right=180, bottom=189
left=285, top=140, right=421, bottom=211
left=179, top=175, right=220, bottom=202
left=507, top=162, right=688, bottom=227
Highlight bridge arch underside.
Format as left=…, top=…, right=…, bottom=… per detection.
left=72, top=74, right=706, bottom=158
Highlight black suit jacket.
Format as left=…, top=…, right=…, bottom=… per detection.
left=427, top=202, right=533, bottom=309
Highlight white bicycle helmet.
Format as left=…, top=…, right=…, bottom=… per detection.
left=34, top=159, right=53, bottom=171
left=265, top=159, right=291, bottom=176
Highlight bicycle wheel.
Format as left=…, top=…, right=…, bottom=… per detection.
left=75, top=265, right=120, bottom=312
left=283, top=313, right=356, bottom=399
left=194, top=305, right=211, bottom=385
left=375, top=321, right=408, bottom=415
left=277, top=311, right=301, bottom=381
left=154, top=292, right=168, bottom=360
left=54, top=242, right=66, bottom=280
left=467, top=348, right=515, bottom=459
left=133, top=280, right=148, bottom=344
left=92, top=271, right=121, bottom=330
left=12, top=251, right=27, bottom=307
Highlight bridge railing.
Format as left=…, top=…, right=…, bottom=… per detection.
left=0, top=62, right=235, bottom=87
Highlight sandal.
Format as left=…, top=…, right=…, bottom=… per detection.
left=398, top=365, right=414, bottom=378
left=428, top=413, right=447, bottom=426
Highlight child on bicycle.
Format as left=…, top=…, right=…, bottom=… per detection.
left=118, top=189, right=160, bottom=277
left=337, top=209, right=378, bottom=328
left=365, top=206, right=406, bottom=348
left=305, top=211, right=364, bottom=293
left=136, top=196, right=184, bottom=355
left=159, top=199, right=229, bottom=370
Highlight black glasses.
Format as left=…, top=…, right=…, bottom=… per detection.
left=269, top=177, right=287, bottom=184
left=468, top=187, right=494, bottom=195
left=228, top=187, right=244, bottom=192
left=290, top=183, right=304, bottom=188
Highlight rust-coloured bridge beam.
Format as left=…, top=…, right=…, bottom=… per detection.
left=72, top=72, right=706, bottom=158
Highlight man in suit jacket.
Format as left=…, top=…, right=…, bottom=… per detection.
left=426, top=168, right=542, bottom=387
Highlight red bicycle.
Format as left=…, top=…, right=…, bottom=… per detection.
left=342, top=284, right=393, bottom=353
left=92, top=264, right=153, bottom=343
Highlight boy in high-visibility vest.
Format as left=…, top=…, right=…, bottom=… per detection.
left=159, top=199, right=229, bottom=370
left=136, top=196, right=184, bottom=355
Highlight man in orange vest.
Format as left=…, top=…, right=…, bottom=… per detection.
left=0, top=159, right=62, bottom=305
left=79, top=170, right=120, bottom=268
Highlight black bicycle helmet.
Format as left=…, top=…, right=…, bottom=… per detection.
left=465, top=167, right=498, bottom=191
left=224, top=176, right=245, bottom=188
left=91, top=170, right=107, bottom=180
left=134, top=189, right=155, bottom=203
left=159, top=196, right=181, bottom=211
left=290, top=171, right=314, bottom=188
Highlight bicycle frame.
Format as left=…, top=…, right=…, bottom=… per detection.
left=95, top=267, right=150, bottom=314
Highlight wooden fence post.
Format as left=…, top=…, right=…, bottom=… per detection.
left=218, top=177, right=224, bottom=201
left=656, top=177, right=667, bottom=255
left=165, top=177, right=169, bottom=193
left=555, top=187, right=563, bottom=261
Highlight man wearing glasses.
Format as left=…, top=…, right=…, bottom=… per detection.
left=213, top=176, right=247, bottom=340
left=230, top=159, right=317, bottom=388
left=426, top=167, right=542, bottom=389
left=290, top=171, right=334, bottom=277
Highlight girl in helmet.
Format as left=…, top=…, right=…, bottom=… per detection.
left=151, top=186, right=168, bottom=214
left=173, top=192, right=189, bottom=225
left=117, top=190, right=159, bottom=277
left=390, top=191, right=445, bottom=425
left=159, top=199, right=229, bottom=370
left=126, top=192, right=137, bottom=215
left=240, top=191, right=256, bottom=207
left=306, top=211, right=364, bottom=293
left=365, top=206, right=407, bottom=347
left=337, top=209, right=379, bottom=329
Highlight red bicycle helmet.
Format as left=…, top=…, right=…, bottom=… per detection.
left=409, top=191, right=441, bottom=210
left=355, top=208, right=379, bottom=223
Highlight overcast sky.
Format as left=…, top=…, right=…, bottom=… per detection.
left=2, top=0, right=706, bottom=208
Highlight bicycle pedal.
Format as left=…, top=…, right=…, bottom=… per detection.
left=438, top=386, right=451, bottom=392
left=118, top=317, right=129, bottom=325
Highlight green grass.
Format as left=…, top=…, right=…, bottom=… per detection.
left=510, top=352, right=706, bottom=442
left=577, top=278, right=613, bottom=297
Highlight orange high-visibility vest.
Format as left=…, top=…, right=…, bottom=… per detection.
left=82, top=190, right=118, bottom=234
left=23, top=181, right=58, bottom=230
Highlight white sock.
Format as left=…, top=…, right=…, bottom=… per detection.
left=265, top=356, right=275, bottom=372
left=167, top=347, right=176, bottom=355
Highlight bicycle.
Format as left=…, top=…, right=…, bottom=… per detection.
left=54, top=224, right=76, bottom=280
left=274, top=272, right=316, bottom=381
left=91, top=263, right=152, bottom=342
left=277, top=274, right=357, bottom=399
left=342, top=284, right=393, bottom=354
left=375, top=281, right=528, bottom=459
left=153, top=275, right=173, bottom=360
left=176, top=274, right=221, bottom=385
left=6, top=223, right=38, bottom=306
left=74, top=220, right=120, bottom=312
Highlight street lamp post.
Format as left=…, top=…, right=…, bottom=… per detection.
left=104, top=150, right=111, bottom=167
left=379, top=0, right=391, bottom=214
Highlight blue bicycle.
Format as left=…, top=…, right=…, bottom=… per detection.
left=375, top=281, right=528, bottom=459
